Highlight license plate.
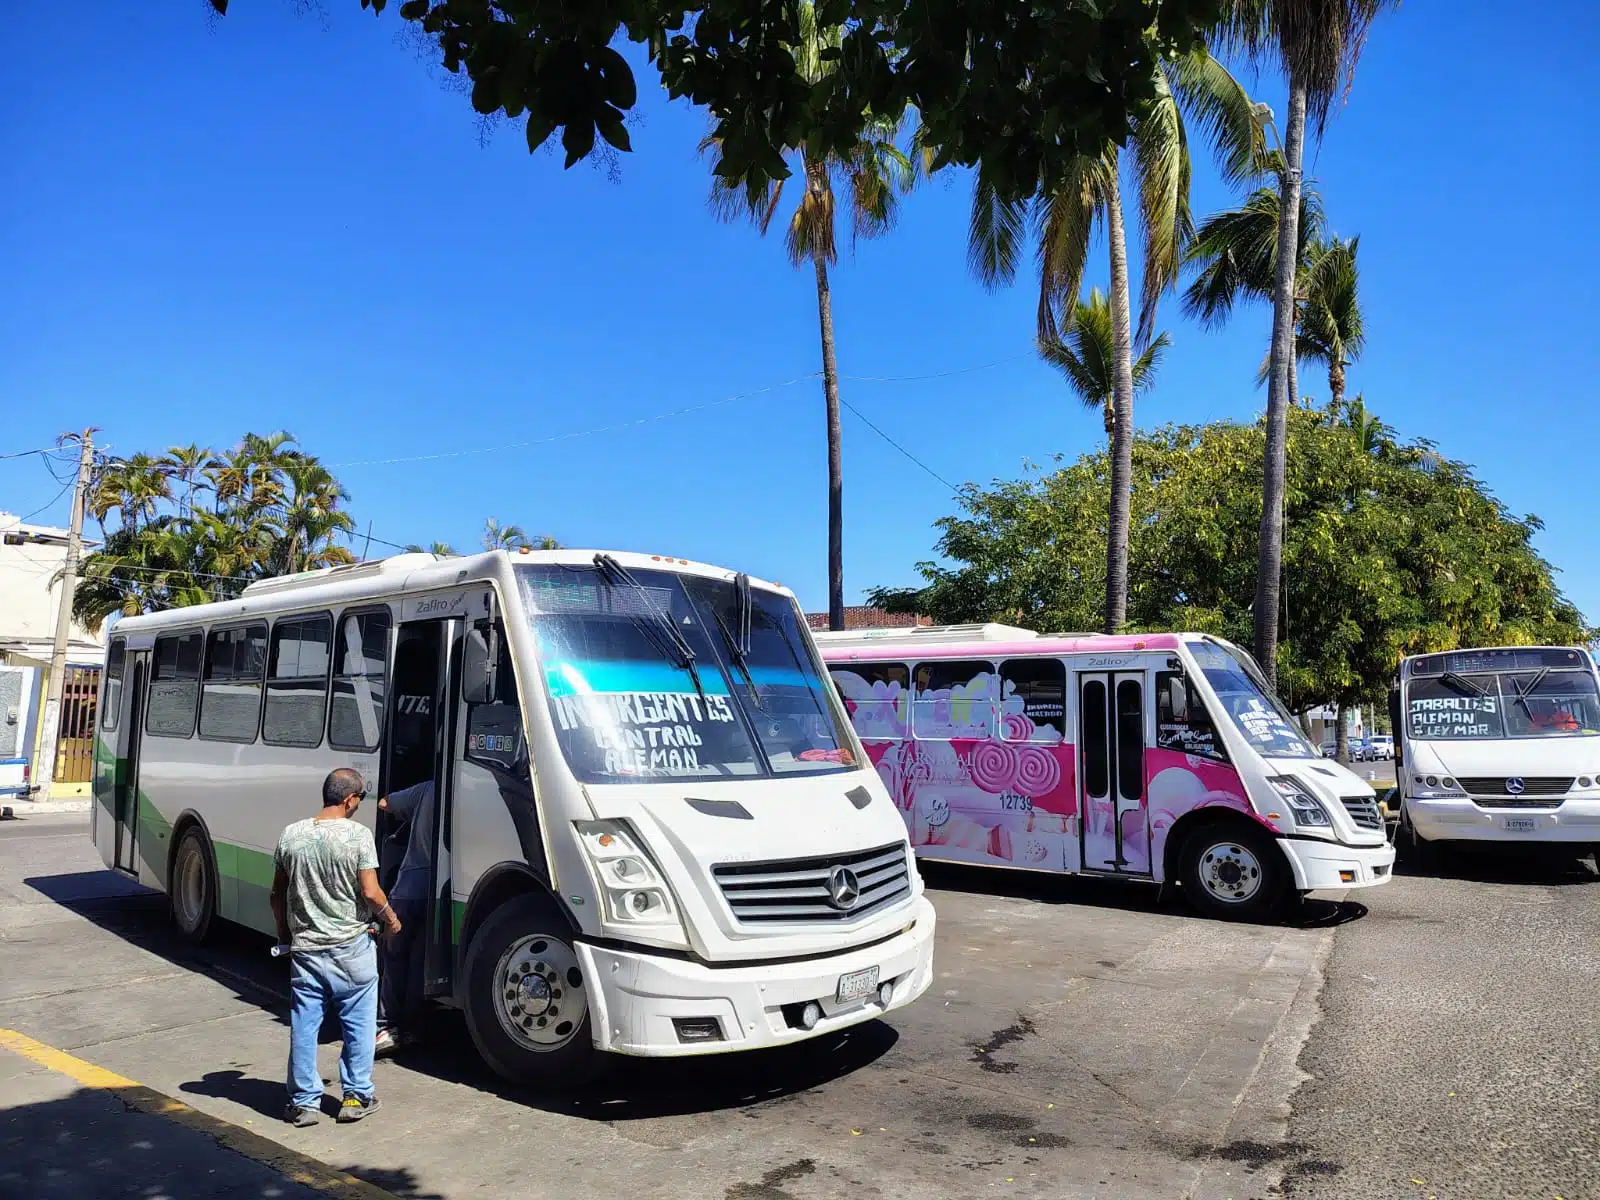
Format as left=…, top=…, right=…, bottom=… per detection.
left=836, top=966, right=880, bottom=1004
left=1501, top=816, right=1538, bottom=832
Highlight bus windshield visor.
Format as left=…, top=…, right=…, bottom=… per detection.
left=1407, top=669, right=1600, bottom=740
left=1188, top=640, right=1318, bottom=758
left=518, top=564, right=858, bottom=784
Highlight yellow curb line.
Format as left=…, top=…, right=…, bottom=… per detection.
left=0, top=1028, right=400, bottom=1200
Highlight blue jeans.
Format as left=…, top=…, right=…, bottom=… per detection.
left=378, top=898, right=429, bottom=1034
left=287, top=935, right=377, bottom=1110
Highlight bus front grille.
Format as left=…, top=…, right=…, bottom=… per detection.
left=1339, top=796, right=1385, bottom=831
left=712, top=842, right=911, bottom=924
left=1456, top=776, right=1572, bottom=798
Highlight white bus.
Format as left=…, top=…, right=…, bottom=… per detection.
left=818, top=625, right=1394, bottom=921
left=90, top=550, right=936, bottom=1085
left=1389, top=645, right=1600, bottom=861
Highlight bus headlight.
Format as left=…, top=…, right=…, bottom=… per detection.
left=1268, top=776, right=1332, bottom=828
left=575, top=820, right=680, bottom=927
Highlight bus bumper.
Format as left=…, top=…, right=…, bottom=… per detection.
left=577, top=895, right=937, bottom=1057
left=1278, top=835, right=1395, bottom=891
left=1409, top=797, right=1600, bottom=843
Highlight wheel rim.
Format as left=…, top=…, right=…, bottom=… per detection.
left=174, top=840, right=206, bottom=930
left=1197, top=841, right=1264, bottom=904
left=492, top=933, right=587, bottom=1051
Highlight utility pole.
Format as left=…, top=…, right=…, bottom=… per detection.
left=32, top=430, right=96, bottom=800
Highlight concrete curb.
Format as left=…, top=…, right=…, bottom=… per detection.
left=0, top=798, right=92, bottom=818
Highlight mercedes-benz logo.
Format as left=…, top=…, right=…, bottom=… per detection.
left=826, top=865, right=861, bottom=910
left=1505, top=776, right=1526, bottom=795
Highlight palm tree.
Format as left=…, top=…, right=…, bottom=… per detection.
left=160, top=444, right=220, bottom=518
left=1295, top=235, right=1364, bottom=408
left=482, top=518, right=531, bottom=551
left=704, top=2, right=915, bottom=632
left=405, top=541, right=460, bottom=557
left=88, top=453, right=173, bottom=533
left=1221, top=0, right=1397, bottom=685
left=271, top=460, right=355, bottom=574
left=969, top=46, right=1260, bottom=632
left=1038, top=290, right=1170, bottom=439
left=1182, top=154, right=1326, bottom=406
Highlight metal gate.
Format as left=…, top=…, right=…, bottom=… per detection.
left=54, top=666, right=100, bottom=784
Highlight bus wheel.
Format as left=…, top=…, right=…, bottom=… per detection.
left=1180, top=823, right=1286, bottom=922
left=170, top=826, right=217, bottom=943
left=462, top=895, right=604, bottom=1091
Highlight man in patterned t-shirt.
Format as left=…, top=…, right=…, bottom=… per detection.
left=271, top=768, right=402, bottom=1127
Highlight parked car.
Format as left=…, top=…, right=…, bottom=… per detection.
left=1320, top=739, right=1337, bottom=758
left=1368, top=734, right=1394, bottom=760
left=1349, top=737, right=1374, bottom=761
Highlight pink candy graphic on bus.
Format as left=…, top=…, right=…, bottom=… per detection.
left=831, top=662, right=1259, bottom=880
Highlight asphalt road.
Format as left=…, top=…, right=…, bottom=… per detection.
left=1, top=812, right=1595, bottom=1199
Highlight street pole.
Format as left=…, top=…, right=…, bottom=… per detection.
left=33, top=430, right=95, bottom=800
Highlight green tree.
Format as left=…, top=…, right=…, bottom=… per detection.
left=968, top=44, right=1260, bottom=634
left=159, top=444, right=221, bottom=518
left=89, top=453, right=172, bottom=534
left=869, top=402, right=1590, bottom=713
left=405, top=541, right=460, bottom=556
left=1220, top=0, right=1398, bottom=686
left=209, top=2, right=1223, bottom=205
left=1038, top=290, right=1170, bottom=438
left=704, top=2, right=914, bottom=632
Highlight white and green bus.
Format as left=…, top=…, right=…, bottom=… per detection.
left=91, top=550, right=936, bottom=1085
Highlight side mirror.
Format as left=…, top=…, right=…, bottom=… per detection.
left=1166, top=676, right=1189, bottom=721
left=463, top=626, right=495, bottom=705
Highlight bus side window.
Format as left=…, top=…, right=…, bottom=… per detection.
left=101, top=639, right=126, bottom=732
left=999, top=659, right=1066, bottom=743
left=147, top=631, right=203, bottom=738
left=198, top=624, right=267, bottom=743
left=1156, top=671, right=1225, bottom=761
left=264, top=615, right=332, bottom=748
left=912, top=659, right=996, bottom=740
left=330, top=610, right=391, bottom=753
left=828, top=662, right=910, bottom=740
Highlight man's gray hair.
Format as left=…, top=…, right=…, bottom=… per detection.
left=322, top=768, right=365, bottom=808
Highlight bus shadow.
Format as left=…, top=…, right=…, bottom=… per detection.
left=23, top=867, right=900, bottom=1120
left=1392, top=846, right=1600, bottom=886
left=916, top=860, right=1369, bottom=929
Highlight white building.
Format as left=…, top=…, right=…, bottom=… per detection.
left=0, top=511, right=104, bottom=800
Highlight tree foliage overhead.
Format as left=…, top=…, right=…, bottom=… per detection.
left=868, top=399, right=1592, bottom=711
left=73, top=434, right=359, bottom=631
left=211, top=0, right=1224, bottom=202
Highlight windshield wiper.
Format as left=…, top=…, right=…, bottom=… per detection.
left=592, top=554, right=705, bottom=702
left=1511, top=668, right=1549, bottom=717
left=712, top=606, right=762, bottom=711
left=1441, top=671, right=1487, bottom=699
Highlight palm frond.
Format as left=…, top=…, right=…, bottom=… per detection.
left=1133, top=69, right=1192, bottom=346
left=967, top=168, right=1027, bottom=289
left=1035, top=154, right=1109, bottom=340
left=1036, top=288, right=1118, bottom=409
left=1167, top=48, right=1266, bottom=190
left=1131, top=331, right=1172, bottom=394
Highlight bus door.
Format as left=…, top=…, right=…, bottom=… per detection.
left=1077, top=671, right=1150, bottom=874
left=382, top=616, right=461, bottom=998
left=113, top=650, right=148, bottom=875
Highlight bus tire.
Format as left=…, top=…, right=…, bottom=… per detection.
left=170, top=825, right=217, bottom=944
left=461, top=894, right=605, bottom=1091
left=1179, top=821, right=1287, bottom=922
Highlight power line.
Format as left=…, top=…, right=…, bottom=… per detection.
left=839, top=398, right=960, bottom=493
left=0, top=444, right=67, bottom=462
left=326, top=373, right=823, bottom=469
left=17, top=479, right=76, bottom=523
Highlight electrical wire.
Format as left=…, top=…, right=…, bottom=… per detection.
left=16, top=479, right=76, bottom=523
left=838, top=398, right=960, bottom=493
left=0, top=444, right=66, bottom=461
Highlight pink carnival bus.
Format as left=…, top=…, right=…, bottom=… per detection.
left=817, top=624, right=1394, bottom=920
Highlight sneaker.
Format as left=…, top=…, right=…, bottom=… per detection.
left=283, top=1104, right=319, bottom=1128
left=373, top=1027, right=397, bottom=1059
left=337, top=1094, right=381, bottom=1123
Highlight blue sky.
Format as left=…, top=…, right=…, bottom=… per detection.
left=2, top=2, right=1597, bottom=623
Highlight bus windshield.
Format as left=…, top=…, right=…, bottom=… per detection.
left=518, top=564, right=857, bottom=784
left=1406, top=668, right=1600, bottom=740
left=1188, top=640, right=1319, bottom=759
